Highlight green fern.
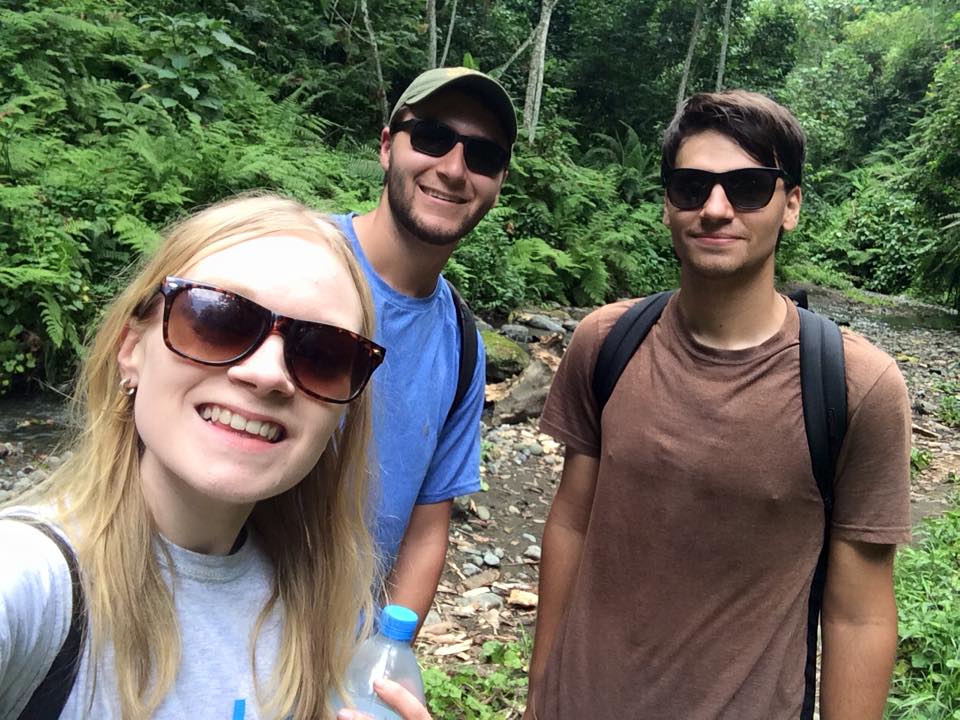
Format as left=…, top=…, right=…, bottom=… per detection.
left=38, top=292, right=66, bottom=348
left=113, top=214, right=163, bottom=254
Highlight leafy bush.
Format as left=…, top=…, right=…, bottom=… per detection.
left=936, top=381, right=960, bottom=429
left=910, top=448, right=932, bottom=480
left=887, top=506, right=960, bottom=718
left=423, top=640, right=528, bottom=720
left=782, top=160, right=930, bottom=296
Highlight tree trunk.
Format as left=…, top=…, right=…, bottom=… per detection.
left=426, top=0, right=437, bottom=68
left=361, top=0, right=390, bottom=126
left=494, top=33, right=534, bottom=76
left=439, top=0, right=458, bottom=67
left=522, top=0, right=559, bottom=144
left=715, top=0, right=733, bottom=91
left=677, top=0, right=704, bottom=109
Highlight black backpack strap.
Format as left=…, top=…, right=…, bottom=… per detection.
left=797, top=307, right=847, bottom=720
left=16, top=519, right=87, bottom=720
left=592, top=291, right=674, bottom=412
left=445, top=279, right=478, bottom=425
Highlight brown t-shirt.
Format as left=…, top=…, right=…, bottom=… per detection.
left=536, top=295, right=912, bottom=720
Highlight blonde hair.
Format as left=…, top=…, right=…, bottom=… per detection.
left=28, top=194, right=376, bottom=718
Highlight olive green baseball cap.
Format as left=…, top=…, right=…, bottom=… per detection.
left=389, top=67, right=517, bottom=146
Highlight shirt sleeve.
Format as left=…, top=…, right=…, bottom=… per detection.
left=417, top=326, right=485, bottom=504
left=539, top=303, right=632, bottom=456
left=0, top=518, right=73, bottom=717
left=831, top=348, right=913, bottom=545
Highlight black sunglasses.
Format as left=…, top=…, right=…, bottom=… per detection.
left=663, top=167, right=791, bottom=211
left=391, top=118, right=510, bottom=177
left=157, top=277, right=385, bottom=404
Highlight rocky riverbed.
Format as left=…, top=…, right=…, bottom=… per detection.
left=1, top=285, right=959, bottom=684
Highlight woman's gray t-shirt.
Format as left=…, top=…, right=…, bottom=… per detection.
left=0, top=514, right=283, bottom=719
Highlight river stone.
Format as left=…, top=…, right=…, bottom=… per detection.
left=524, top=545, right=542, bottom=561
left=456, top=592, right=503, bottom=610
left=499, top=324, right=531, bottom=343
left=472, top=592, right=504, bottom=611
left=482, top=330, right=530, bottom=383
left=492, top=358, right=554, bottom=424
left=483, top=551, right=501, bottom=567
left=475, top=505, right=491, bottom=521
left=461, top=562, right=481, bottom=577
left=523, top=314, right=565, bottom=334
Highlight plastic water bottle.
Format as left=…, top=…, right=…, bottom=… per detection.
left=342, top=604, right=426, bottom=719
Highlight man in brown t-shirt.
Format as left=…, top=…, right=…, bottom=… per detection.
left=524, top=92, right=911, bottom=719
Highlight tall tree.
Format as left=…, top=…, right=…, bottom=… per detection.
left=677, top=0, right=704, bottom=108
left=360, top=0, right=389, bottom=126
left=426, top=0, right=437, bottom=68
left=522, top=0, right=560, bottom=143
left=439, top=0, right=458, bottom=67
left=716, top=0, right=734, bottom=90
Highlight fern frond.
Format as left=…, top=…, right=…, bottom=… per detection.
left=0, top=266, right=64, bottom=290
left=39, top=291, right=65, bottom=348
left=113, top=214, right=163, bottom=254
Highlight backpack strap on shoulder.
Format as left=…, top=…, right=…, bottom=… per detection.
left=16, top=519, right=87, bottom=720
left=796, top=306, right=847, bottom=720
left=445, top=279, right=478, bottom=425
left=592, top=291, right=674, bottom=413
left=797, top=306, right=847, bottom=512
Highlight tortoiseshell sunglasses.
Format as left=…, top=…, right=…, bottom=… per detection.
left=158, top=276, right=385, bottom=403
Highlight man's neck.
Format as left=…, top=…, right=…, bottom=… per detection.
left=676, top=268, right=787, bottom=351
left=351, top=197, right=456, bottom=298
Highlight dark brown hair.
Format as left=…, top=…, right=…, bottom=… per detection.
left=661, top=90, right=806, bottom=188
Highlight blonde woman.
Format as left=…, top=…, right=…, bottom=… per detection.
left=0, top=195, right=431, bottom=720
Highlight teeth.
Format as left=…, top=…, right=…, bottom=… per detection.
left=200, top=405, right=281, bottom=442
left=425, top=188, right=461, bottom=202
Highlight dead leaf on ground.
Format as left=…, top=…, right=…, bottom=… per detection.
left=462, top=568, right=500, bottom=591
left=434, top=640, right=474, bottom=656
left=507, top=589, right=539, bottom=608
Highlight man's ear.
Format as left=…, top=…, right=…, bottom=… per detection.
left=662, top=195, right=671, bottom=226
left=117, top=323, right=145, bottom=386
left=379, top=125, right=392, bottom=173
left=781, top=185, right=802, bottom=232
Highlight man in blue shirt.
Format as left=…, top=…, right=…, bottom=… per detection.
left=334, top=67, right=516, bottom=630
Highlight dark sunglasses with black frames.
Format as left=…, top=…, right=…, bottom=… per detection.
left=155, top=277, right=385, bottom=404
left=662, top=167, right=793, bottom=212
left=390, top=117, right=511, bottom=177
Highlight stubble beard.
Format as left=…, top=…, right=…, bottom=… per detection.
left=674, top=233, right=776, bottom=283
left=385, top=165, right=493, bottom=247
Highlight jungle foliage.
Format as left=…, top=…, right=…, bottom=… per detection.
left=0, top=0, right=958, bottom=392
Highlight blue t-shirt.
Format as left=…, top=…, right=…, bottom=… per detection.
left=334, top=214, right=484, bottom=571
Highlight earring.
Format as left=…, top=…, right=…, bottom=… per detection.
left=120, top=377, right=136, bottom=396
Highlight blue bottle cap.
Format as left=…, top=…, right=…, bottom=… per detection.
left=379, top=604, right=419, bottom=641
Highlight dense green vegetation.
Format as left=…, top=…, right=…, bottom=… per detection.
left=1, top=0, right=958, bottom=394
left=887, top=504, right=960, bottom=718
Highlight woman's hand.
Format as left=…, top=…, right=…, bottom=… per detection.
left=336, top=678, right=431, bottom=720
